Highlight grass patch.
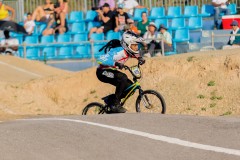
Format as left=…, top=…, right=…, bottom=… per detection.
left=201, top=107, right=206, bottom=111
left=90, top=90, right=96, bottom=94
left=83, top=98, right=88, bottom=102
left=186, top=107, right=191, bottom=111
left=94, top=95, right=98, bottom=98
left=221, top=111, right=232, bottom=116
left=197, top=94, right=205, bottom=99
left=209, top=103, right=217, bottom=108
left=187, top=56, right=195, bottom=62
left=207, top=81, right=215, bottom=86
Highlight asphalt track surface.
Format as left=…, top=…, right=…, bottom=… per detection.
left=0, top=114, right=240, bottom=160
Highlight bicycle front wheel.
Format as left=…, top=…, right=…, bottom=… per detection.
left=136, top=90, right=166, bottom=114
left=82, top=102, right=105, bottom=115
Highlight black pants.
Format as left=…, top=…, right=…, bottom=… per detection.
left=96, top=68, right=133, bottom=105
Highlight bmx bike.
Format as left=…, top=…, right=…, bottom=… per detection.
left=82, top=63, right=166, bottom=115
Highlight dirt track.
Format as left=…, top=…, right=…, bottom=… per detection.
left=0, top=49, right=240, bottom=121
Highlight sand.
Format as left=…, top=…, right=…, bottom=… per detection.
left=0, top=49, right=240, bottom=121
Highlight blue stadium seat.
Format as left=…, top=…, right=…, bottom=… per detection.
left=87, top=21, right=102, bottom=31
left=228, top=3, right=237, bottom=15
left=68, top=11, right=84, bottom=23
left=38, top=24, right=47, bottom=35
left=73, top=44, right=91, bottom=58
left=170, top=18, right=186, bottom=30
left=24, top=35, right=38, bottom=44
left=149, top=7, right=165, bottom=20
left=166, top=6, right=182, bottom=18
left=73, top=33, right=88, bottom=42
left=183, top=5, right=198, bottom=17
left=70, top=22, right=86, bottom=34
left=85, top=10, right=98, bottom=22
left=57, top=33, right=71, bottom=43
left=57, top=46, right=73, bottom=59
left=189, top=31, right=202, bottom=43
left=40, top=35, right=54, bottom=43
left=133, top=8, right=148, bottom=21
left=26, top=47, right=39, bottom=60
left=188, top=17, right=202, bottom=30
left=154, top=19, right=168, bottom=30
left=165, top=42, right=177, bottom=56
left=40, top=47, right=56, bottom=60
left=173, top=29, right=190, bottom=43
left=106, top=31, right=121, bottom=40
left=199, top=5, right=214, bottom=17
left=202, top=19, right=214, bottom=30
left=90, top=33, right=105, bottom=43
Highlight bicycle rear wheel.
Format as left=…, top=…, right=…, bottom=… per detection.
left=135, top=90, right=166, bottom=114
left=82, top=102, right=105, bottom=115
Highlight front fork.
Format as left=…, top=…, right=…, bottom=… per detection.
left=139, top=88, right=152, bottom=109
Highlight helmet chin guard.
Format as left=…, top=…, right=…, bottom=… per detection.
left=121, top=31, right=144, bottom=57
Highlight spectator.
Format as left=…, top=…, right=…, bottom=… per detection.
left=98, top=0, right=115, bottom=11
left=114, top=4, right=130, bottom=32
left=31, top=0, right=54, bottom=22
left=54, top=0, right=68, bottom=27
left=88, top=3, right=115, bottom=39
left=118, top=0, right=145, bottom=16
left=125, top=19, right=139, bottom=34
left=42, top=12, right=68, bottom=35
left=212, top=0, right=230, bottom=29
left=137, top=12, right=150, bottom=37
left=0, top=30, right=19, bottom=55
left=142, top=22, right=159, bottom=57
left=222, top=20, right=240, bottom=49
left=156, top=24, right=173, bottom=54
left=24, top=12, right=36, bottom=35
left=0, top=0, right=15, bottom=21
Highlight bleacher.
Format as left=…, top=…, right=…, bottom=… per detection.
left=9, top=3, right=237, bottom=60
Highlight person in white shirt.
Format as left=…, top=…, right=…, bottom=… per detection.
left=24, top=12, right=36, bottom=35
left=142, top=22, right=159, bottom=57
left=118, top=0, right=145, bottom=16
left=0, top=30, right=19, bottom=55
left=212, top=0, right=230, bottom=29
left=156, top=24, right=173, bottom=54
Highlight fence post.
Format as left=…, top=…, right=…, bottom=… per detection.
left=211, top=31, right=214, bottom=49
left=161, top=39, right=165, bottom=56
left=23, top=42, right=26, bottom=58
left=90, top=41, right=95, bottom=67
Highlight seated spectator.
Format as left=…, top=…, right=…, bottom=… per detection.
left=212, top=0, right=230, bottom=29
left=42, top=13, right=68, bottom=35
left=156, top=24, right=173, bottom=54
left=54, top=0, right=68, bottom=21
left=31, top=0, right=54, bottom=22
left=88, top=3, right=115, bottom=39
left=222, top=20, right=240, bottom=49
left=142, top=22, right=159, bottom=57
left=137, top=12, right=150, bottom=37
left=114, top=4, right=130, bottom=32
left=0, top=0, right=15, bottom=21
left=24, top=13, right=36, bottom=35
left=0, top=30, right=19, bottom=55
left=98, top=0, right=115, bottom=11
left=118, top=0, right=145, bottom=16
left=124, top=19, right=139, bottom=34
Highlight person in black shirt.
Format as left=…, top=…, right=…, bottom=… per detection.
left=88, top=3, right=116, bottom=39
left=114, top=4, right=130, bottom=32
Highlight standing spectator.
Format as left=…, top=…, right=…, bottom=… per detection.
left=222, top=20, right=240, bottom=49
left=31, top=0, right=54, bottom=22
left=88, top=3, right=115, bottom=39
left=118, top=0, right=145, bottom=16
left=24, top=13, right=36, bottom=35
left=137, top=12, right=150, bottom=37
left=0, top=30, right=19, bottom=55
left=142, top=22, right=159, bottom=57
left=114, top=4, right=130, bottom=32
left=156, top=24, right=173, bottom=55
left=212, top=0, right=230, bottom=29
left=98, top=0, right=116, bottom=11
left=0, top=0, right=15, bottom=21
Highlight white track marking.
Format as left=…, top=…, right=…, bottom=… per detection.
left=0, top=61, right=42, bottom=78
left=19, top=118, right=240, bottom=157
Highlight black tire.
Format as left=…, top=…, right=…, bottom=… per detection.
left=135, top=90, right=166, bottom=114
left=82, top=102, right=105, bottom=115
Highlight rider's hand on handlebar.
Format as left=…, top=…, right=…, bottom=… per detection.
left=115, top=62, right=124, bottom=70
left=138, top=57, right=145, bottom=65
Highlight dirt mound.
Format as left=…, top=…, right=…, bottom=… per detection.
left=0, top=49, right=240, bottom=121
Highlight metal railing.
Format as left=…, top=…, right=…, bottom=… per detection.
left=210, top=33, right=240, bottom=49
